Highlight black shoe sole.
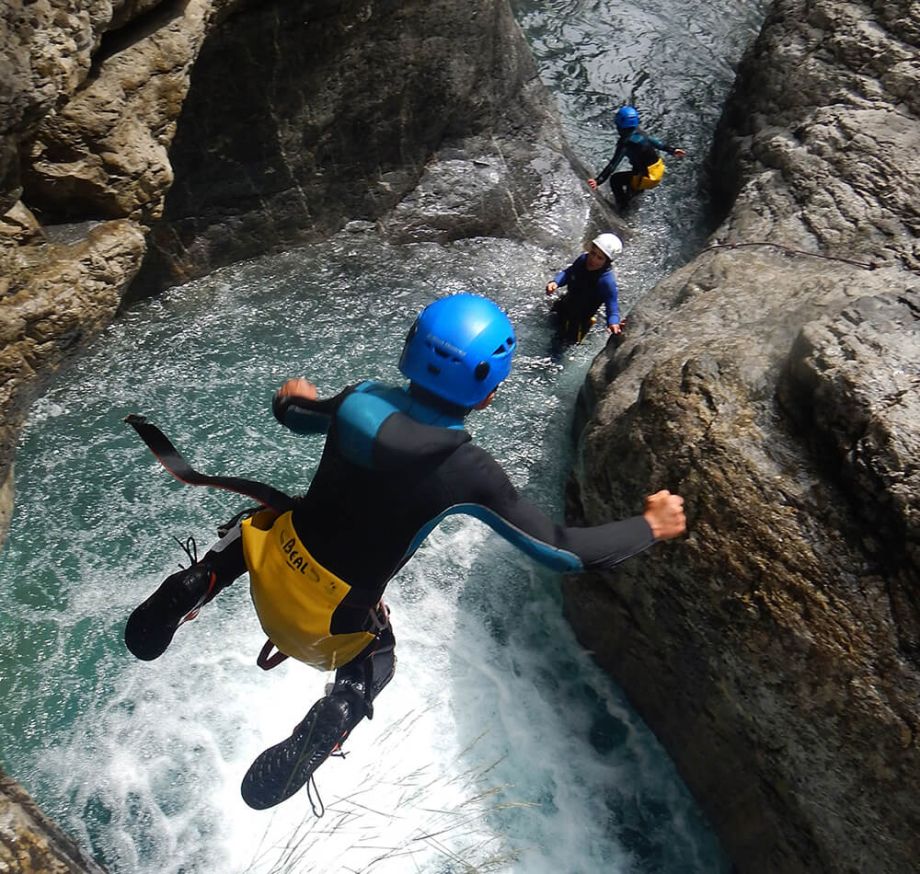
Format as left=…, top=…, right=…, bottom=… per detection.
left=124, top=606, right=180, bottom=661
left=241, top=697, right=354, bottom=810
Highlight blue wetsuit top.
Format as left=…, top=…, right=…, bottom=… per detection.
left=273, top=380, right=654, bottom=631
left=553, top=253, right=620, bottom=326
left=596, top=128, right=679, bottom=183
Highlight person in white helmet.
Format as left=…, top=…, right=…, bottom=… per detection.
left=545, top=233, right=624, bottom=345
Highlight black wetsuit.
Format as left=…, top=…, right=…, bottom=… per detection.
left=129, top=380, right=655, bottom=672
left=278, top=381, right=654, bottom=621
left=153, top=377, right=651, bottom=665
left=549, top=253, right=620, bottom=345
left=125, top=379, right=660, bottom=809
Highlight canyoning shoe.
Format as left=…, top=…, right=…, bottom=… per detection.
left=240, top=691, right=363, bottom=810
left=124, top=563, right=216, bottom=661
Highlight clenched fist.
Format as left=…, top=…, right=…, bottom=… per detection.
left=643, top=490, right=686, bottom=541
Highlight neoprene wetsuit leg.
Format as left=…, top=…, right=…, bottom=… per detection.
left=240, top=621, right=397, bottom=811
left=610, top=171, right=634, bottom=209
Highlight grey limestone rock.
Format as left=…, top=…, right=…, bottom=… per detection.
left=566, top=1, right=920, bottom=871
left=130, top=0, right=598, bottom=294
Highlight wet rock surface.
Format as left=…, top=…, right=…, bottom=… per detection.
left=0, top=767, right=106, bottom=873
left=565, top=1, right=920, bottom=871
left=131, top=0, right=593, bottom=295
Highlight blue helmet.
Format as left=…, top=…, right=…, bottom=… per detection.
left=615, top=105, right=639, bottom=131
left=398, top=294, right=516, bottom=408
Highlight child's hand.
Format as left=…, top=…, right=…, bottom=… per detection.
left=276, top=378, right=318, bottom=401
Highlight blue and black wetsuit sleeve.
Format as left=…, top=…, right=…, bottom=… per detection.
left=595, top=139, right=628, bottom=185
left=273, top=386, right=353, bottom=435
left=600, top=271, right=620, bottom=326
left=455, top=444, right=655, bottom=573
left=554, top=254, right=587, bottom=290
left=553, top=263, right=574, bottom=288
left=648, top=134, right=680, bottom=155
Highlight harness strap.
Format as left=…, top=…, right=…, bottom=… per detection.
left=257, top=639, right=290, bottom=670
left=125, top=415, right=295, bottom=513
left=127, top=415, right=299, bottom=672
left=361, top=602, right=393, bottom=718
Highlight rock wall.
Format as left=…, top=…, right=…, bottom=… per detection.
left=565, top=0, right=920, bottom=871
left=129, top=0, right=590, bottom=295
left=0, top=767, right=106, bottom=873
left=0, top=0, right=238, bottom=557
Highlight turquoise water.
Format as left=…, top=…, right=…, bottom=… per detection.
left=0, top=1, right=765, bottom=871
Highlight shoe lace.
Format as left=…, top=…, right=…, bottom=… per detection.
left=304, top=749, right=347, bottom=819
left=306, top=774, right=325, bottom=818
left=169, top=535, right=215, bottom=625
left=172, top=535, right=199, bottom=569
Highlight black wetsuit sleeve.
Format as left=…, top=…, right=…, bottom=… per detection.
left=595, top=140, right=627, bottom=184
left=273, top=387, right=352, bottom=434
left=456, top=444, right=655, bottom=572
left=648, top=135, right=680, bottom=154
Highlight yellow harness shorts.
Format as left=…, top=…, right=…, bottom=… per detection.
left=241, top=510, right=374, bottom=671
left=630, top=157, right=666, bottom=191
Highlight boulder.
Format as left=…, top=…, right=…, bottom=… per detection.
left=565, top=0, right=920, bottom=871
left=130, top=0, right=595, bottom=294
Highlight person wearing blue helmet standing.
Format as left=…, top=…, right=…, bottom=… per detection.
left=124, top=293, right=687, bottom=811
left=587, top=105, right=687, bottom=210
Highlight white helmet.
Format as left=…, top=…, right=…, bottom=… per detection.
left=592, top=233, right=623, bottom=259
